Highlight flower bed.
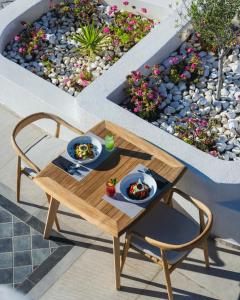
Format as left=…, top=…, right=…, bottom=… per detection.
left=3, top=0, right=155, bottom=96
left=122, top=34, right=240, bottom=161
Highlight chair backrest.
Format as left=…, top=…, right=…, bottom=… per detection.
left=11, top=112, right=84, bottom=173
left=136, top=188, right=213, bottom=252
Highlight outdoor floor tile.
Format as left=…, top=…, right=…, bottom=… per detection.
left=14, top=251, right=32, bottom=267
left=0, top=268, right=13, bottom=284
left=0, top=252, right=13, bottom=268
left=32, top=235, right=50, bottom=249
left=0, top=209, right=12, bottom=223
left=32, top=248, right=50, bottom=267
left=13, top=222, right=30, bottom=236
left=14, top=266, right=33, bottom=284
left=0, top=222, right=12, bottom=238
left=14, top=236, right=31, bottom=251
left=0, top=238, right=13, bottom=253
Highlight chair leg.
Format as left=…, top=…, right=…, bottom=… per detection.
left=161, top=251, right=173, bottom=300
left=46, top=193, right=61, bottom=232
left=120, top=232, right=131, bottom=273
left=16, top=156, right=21, bottom=202
left=203, top=239, right=210, bottom=268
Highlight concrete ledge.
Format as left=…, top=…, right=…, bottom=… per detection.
left=0, top=0, right=239, bottom=244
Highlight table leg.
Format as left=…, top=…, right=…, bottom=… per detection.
left=44, top=197, right=60, bottom=239
left=113, top=236, right=121, bottom=290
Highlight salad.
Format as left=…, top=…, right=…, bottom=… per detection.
left=74, top=143, right=95, bottom=160
left=127, top=178, right=150, bottom=200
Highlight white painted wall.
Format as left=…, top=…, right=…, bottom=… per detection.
left=0, top=0, right=239, bottom=245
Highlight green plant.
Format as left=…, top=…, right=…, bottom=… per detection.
left=175, top=0, right=240, bottom=100
left=72, top=23, right=107, bottom=58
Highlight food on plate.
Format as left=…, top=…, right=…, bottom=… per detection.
left=127, top=178, right=150, bottom=200
left=74, top=143, right=95, bottom=160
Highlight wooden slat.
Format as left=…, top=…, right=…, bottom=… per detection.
left=34, top=120, right=186, bottom=237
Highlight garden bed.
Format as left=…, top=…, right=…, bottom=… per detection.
left=3, top=0, right=156, bottom=96
left=121, top=34, right=240, bottom=161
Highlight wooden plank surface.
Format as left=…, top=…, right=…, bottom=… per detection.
left=34, top=120, right=186, bottom=237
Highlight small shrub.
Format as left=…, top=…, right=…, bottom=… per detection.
left=72, top=23, right=107, bottom=58
left=168, top=48, right=203, bottom=84
left=126, top=68, right=162, bottom=121
left=174, top=117, right=219, bottom=154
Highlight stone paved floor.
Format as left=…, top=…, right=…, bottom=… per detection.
left=0, top=104, right=239, bottom=300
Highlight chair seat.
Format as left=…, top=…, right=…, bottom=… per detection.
left=130, top=202, right=199, bottom=265
left=22, top=135, right=66, bottom=177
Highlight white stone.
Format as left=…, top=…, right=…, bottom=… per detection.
left=229, top=61, right=240, bottom=74
left=197, top=97, right=208, bottom=107
left=164, top=106, right=176, bottom=115
left=216, top=142, right=226, bottom=152
left=221, top=88, right=229, bottom=97
left=228, top=119, right=238, bottom=130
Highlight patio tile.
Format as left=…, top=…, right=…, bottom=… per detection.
left=14, top=251, right=32, bottom=267
left=32, top=235, right=50, bottom=249
left=32, top=248, right=50, bottom=267
left=0, top=238, right=13, bottom=253
left=0, top=268, right=13, bottom=284
left=13, top=222, right=30, bottom=236
left=0, top=222, right=12, bottom=238
left=0, top=209, right=12, bottom=223
left=14, top=236, right=31, bottom=251
left=0, top=252, right=13, bottom=268
left=14, top=266, right=33, bottom=284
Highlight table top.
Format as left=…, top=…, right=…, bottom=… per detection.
left=34, top=120, right=186, bottom=237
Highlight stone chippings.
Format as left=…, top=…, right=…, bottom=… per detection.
left=3, top=1, right=152, bottom=97
left=124, top=38, right=240, bottom=161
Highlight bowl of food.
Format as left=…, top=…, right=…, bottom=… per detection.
left=120, top=172, right=157, bottom=204
left=67, top=135, right=102, bottom=164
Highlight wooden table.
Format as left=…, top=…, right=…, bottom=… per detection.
left=33, top=120, right=186, bottom=289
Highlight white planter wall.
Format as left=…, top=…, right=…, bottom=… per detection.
left=0, top=0, right=239, bottom=246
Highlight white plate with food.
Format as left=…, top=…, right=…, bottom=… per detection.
left=67, top=135, right=102, bottom=165
left=120, top=172, right=157, bottom=204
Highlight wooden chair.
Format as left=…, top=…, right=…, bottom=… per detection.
left=121, top=188, right=213, bottom=300
left=11, top=112, right=84, bottom=231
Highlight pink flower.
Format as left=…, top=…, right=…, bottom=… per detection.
left=128, top=13, right=134, bottom=18
left=142, top=82, right=148, bottom=89
left=191, top=63, right=197, bottom=70
left=169, top=57, right=179, bottom=65
left=182, top=55, right=187, bottom=60
left=111, top=5, right=118, bottom=12
left=136, top=89, right=143, bottom=96
left=199, top=120, right=208, bottom=127
left=153, top=69, right=160, bottom=76
left=180, top=73, right=187, bottom=79
left=105, top=55, right=113, bottom=61
left=185, top=66, right=190, bottom=71
left=187, top=47, right=194, bottom=54
left=123, top=1, right=129, bottom=5
left=33, top=44, right=38, bottom=49
left=134, top=107, right=139, bottom=113
left=141, top=7, right=147, bottom=13
left=127, top=26, right=133, bottom=31
left=144, top=64, right=150, bottom=69
left=147, top=92, right=155, bottom=99
left=14, top=35, right=21, bottom=42
left=195, top=128, right=202, bottom=136
left=103, top=27, right=110, bottom=34
left=144, top=25, right=151, bottom=31
left=80, top=79, right=90, bottom=87
left=18, top=47, right=25, bottom=54
left=129, top=19, right=137, bottom=25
